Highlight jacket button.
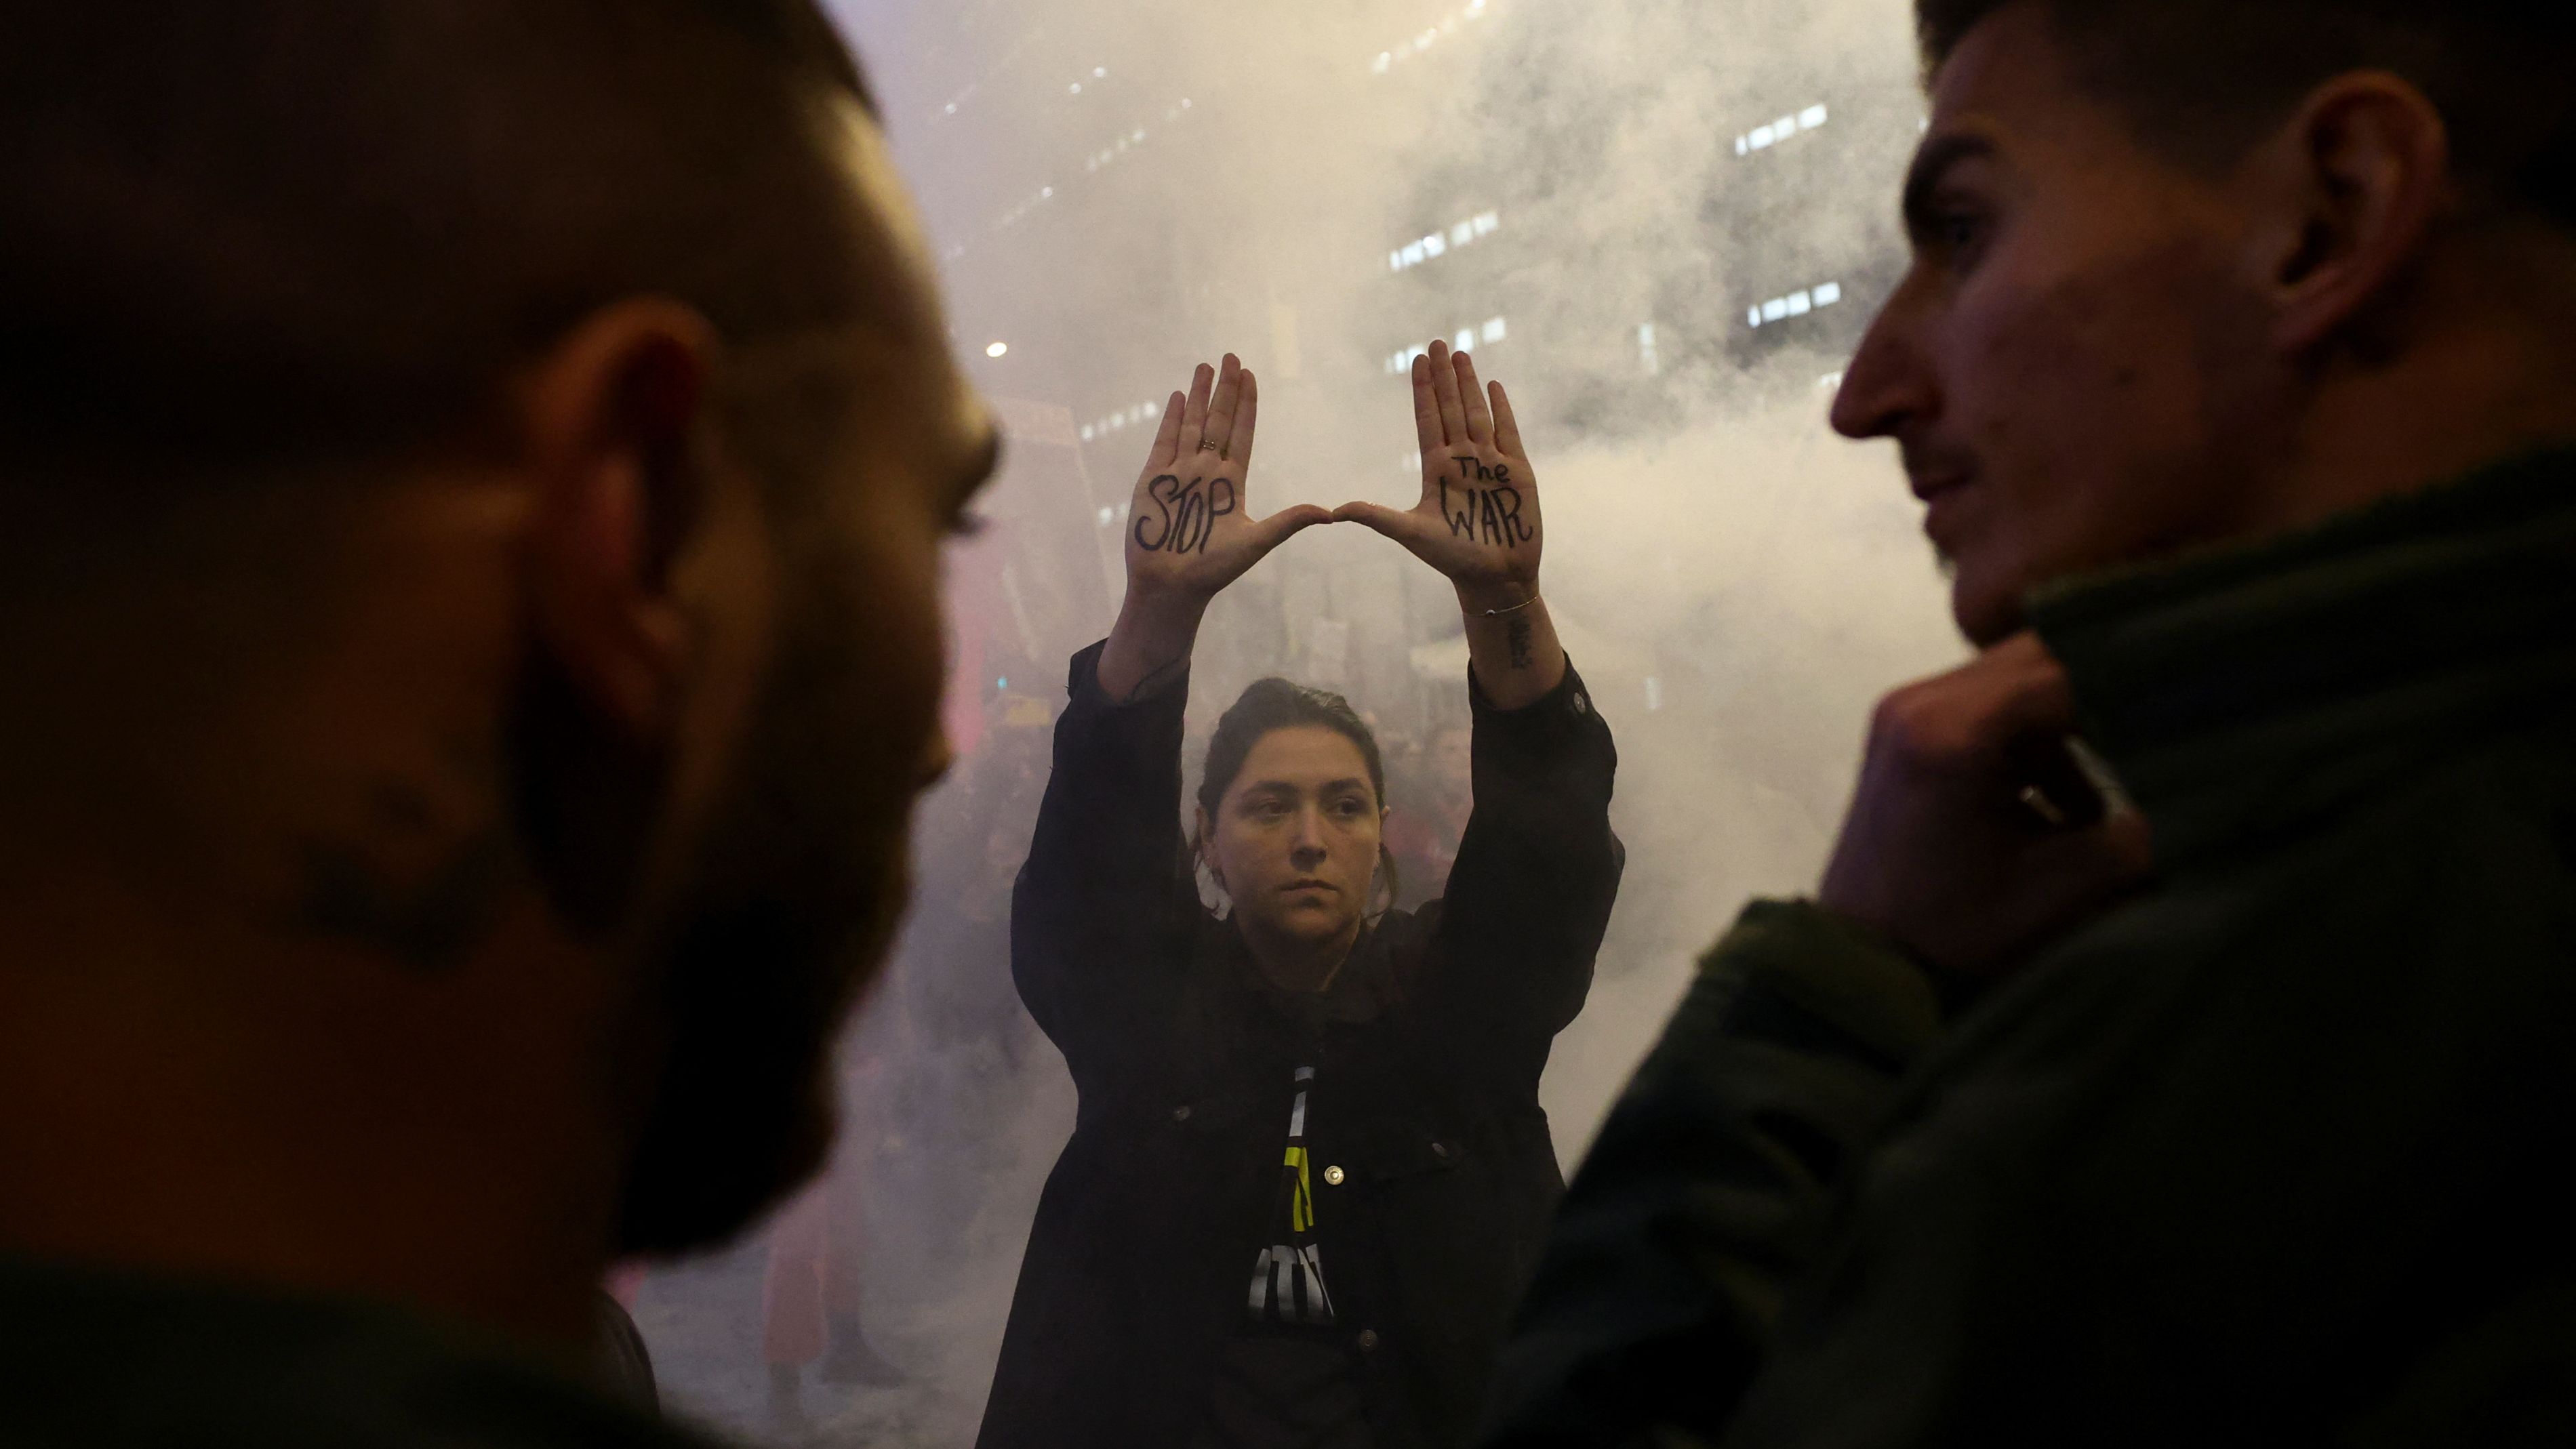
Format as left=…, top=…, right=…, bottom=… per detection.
left=1429, top=1141, right=1451, bottom=1160
left=1171, top=1105, right=1192, bottom=1122
left=1323, top=1165, right=1346, bottom=1186
left=1356, top=1329, right=1381, bottom=1352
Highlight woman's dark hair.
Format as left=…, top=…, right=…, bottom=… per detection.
left=1195, top=678, right=1398, bottom=914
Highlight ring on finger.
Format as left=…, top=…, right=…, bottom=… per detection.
left=1196, top=440, right=1225, bottom=454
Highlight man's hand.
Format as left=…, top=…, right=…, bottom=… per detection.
left=1819, top=634, right=2154, bottom=976
left=1098, top=354, right=1327, bottom=702
left=1334, top=338, right=1542, bottom=608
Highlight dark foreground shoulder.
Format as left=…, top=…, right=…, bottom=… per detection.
left=0, top=1257, right=727, bottom=1449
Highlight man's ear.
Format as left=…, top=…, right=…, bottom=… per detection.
left=2251, top=70, right=2452, bottom=356
left=517, top=301, right=721, bottom=739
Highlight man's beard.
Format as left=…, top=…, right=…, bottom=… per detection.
left=507, top=543, right=920, bottom=1259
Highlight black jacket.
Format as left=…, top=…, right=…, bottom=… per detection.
left=978, top=642, right=1622, bottom=1449
left=1486, top=450, right=2576, bottom=1446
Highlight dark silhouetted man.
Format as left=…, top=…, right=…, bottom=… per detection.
left=1489, top=1, right=2576, bottom=1444
left=0, top=3, right=996, bottom=1444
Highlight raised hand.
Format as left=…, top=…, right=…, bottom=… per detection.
left=1123, top=354, right=1327, bottom=605
left=1098, top=354, right=1329, bottom=701
left=1337, top=340, right=1565, bottom=708
left=1333, top=338, right=1542, bottom=610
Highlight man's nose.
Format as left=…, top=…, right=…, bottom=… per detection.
left=1829, top=279, right=1935, bottom=442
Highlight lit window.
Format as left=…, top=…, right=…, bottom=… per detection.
left=1390, top=250, right=1405, bottom=271
left=1451, top=222, right=1474, bottom=245
left=1422, top=233, right=1446, bottom=258
left=1773, top=115, right=1796, bottom=136
left=1455, top=328, right=1475, bottom=352
left=1401, top=241, right=1426, bottom=266
left=1734, top=135, right=1749, bottom=156
left=1800, top=103, right=1828, bottom=128
left=1748, top=306, right=1763, bottom=327
left=1748, top=125, right=1775, bottom=150
left=1482, top=317, right=1507, bottom=342
left=1762, top=297, right=1790, bottom=321
left=1813, top=281, right=1843, bottom=306
left=1787, top=291, right=1811, bottom=315
left=1473, top=211, right=1500, bottom=234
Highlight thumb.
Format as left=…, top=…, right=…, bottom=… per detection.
left=1331, top=500, right=1421, bottom=540
left=1244, top=504, right=1333, bottom=559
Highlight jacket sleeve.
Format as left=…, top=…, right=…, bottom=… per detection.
left=1479, top=901, right=1944, bottom=1448
left=1423, top=661, right=1624, bottom=1051
left=1011, top=640, right=1197, bottom=1072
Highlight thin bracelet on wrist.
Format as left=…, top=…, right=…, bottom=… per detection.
left=1476, top=592, right=1541, bottom=618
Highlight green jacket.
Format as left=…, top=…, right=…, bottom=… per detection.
left=1485, top=451, right=2576, bottom=1448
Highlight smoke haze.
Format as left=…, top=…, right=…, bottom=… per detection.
left=630, top=0, right=1965, bottom=1441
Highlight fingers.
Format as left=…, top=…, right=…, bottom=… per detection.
left=1454, top=350, right=1495, bottom=446
left=1426, top=338, right=1469, bottom=445
left=1202, top=354, right=1244, bottom=461
left=1411, top=353, right=1445, bottom=456
left=1330, top=499, right=1424, bottom=542
left=1228, top=368, right=1258, bottom=472
left=1490, top=381, right=1526, bottom=459
left=1243, top=502, right=1333, bottom=560
left=1146, top=391, right=1185, bottom=471
left=1173, top=361, right=1216, bottom=456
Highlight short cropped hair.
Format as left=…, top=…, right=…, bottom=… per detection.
left=0, top=1, right=877, bottom=468
left=1914, top=0, right=2576, bottom=226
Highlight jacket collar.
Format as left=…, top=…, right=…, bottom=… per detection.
left=2029, top=449, right=2576, bottom=866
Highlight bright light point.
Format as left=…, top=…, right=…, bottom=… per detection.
left=997, top=678, right=1008, bottom=690
left=1180, top=98, right=1192, bottom=108
left=1093, top=66, right=1106, bottom=77
left=1041, top=186, right=1053, bottom=197
left=945, top=103, right=957, bottom=114
left=1069, top=82, right=1082, bottom=94
left=986, top=342, right=1009, bottom=358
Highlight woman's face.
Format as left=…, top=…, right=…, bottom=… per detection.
left=1205, top=725, right=1384, bottom=951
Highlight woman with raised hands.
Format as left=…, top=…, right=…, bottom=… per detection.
left=979, top=344, right=1622, bottom=1449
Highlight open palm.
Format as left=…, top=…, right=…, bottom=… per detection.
left=1333, top=340, right=1541, bottom=600
left=1123, top=355, right=1327, bottom=603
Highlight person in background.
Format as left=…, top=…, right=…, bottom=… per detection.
left=978, top=347, right=1623, bottom=1449
left=1487, top=0, right=2576, bottom=1444
left=1384, top=720, right=1476, bottom=912
left=0, top=3, right=995, bottom=1446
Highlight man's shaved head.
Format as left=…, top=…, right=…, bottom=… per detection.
left=0, top=0, right=880, bottom=468
left=1915, top=0, right=2576, bottom=225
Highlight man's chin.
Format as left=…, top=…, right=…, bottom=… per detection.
left=1950, top=567, right=2030, bottom=649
